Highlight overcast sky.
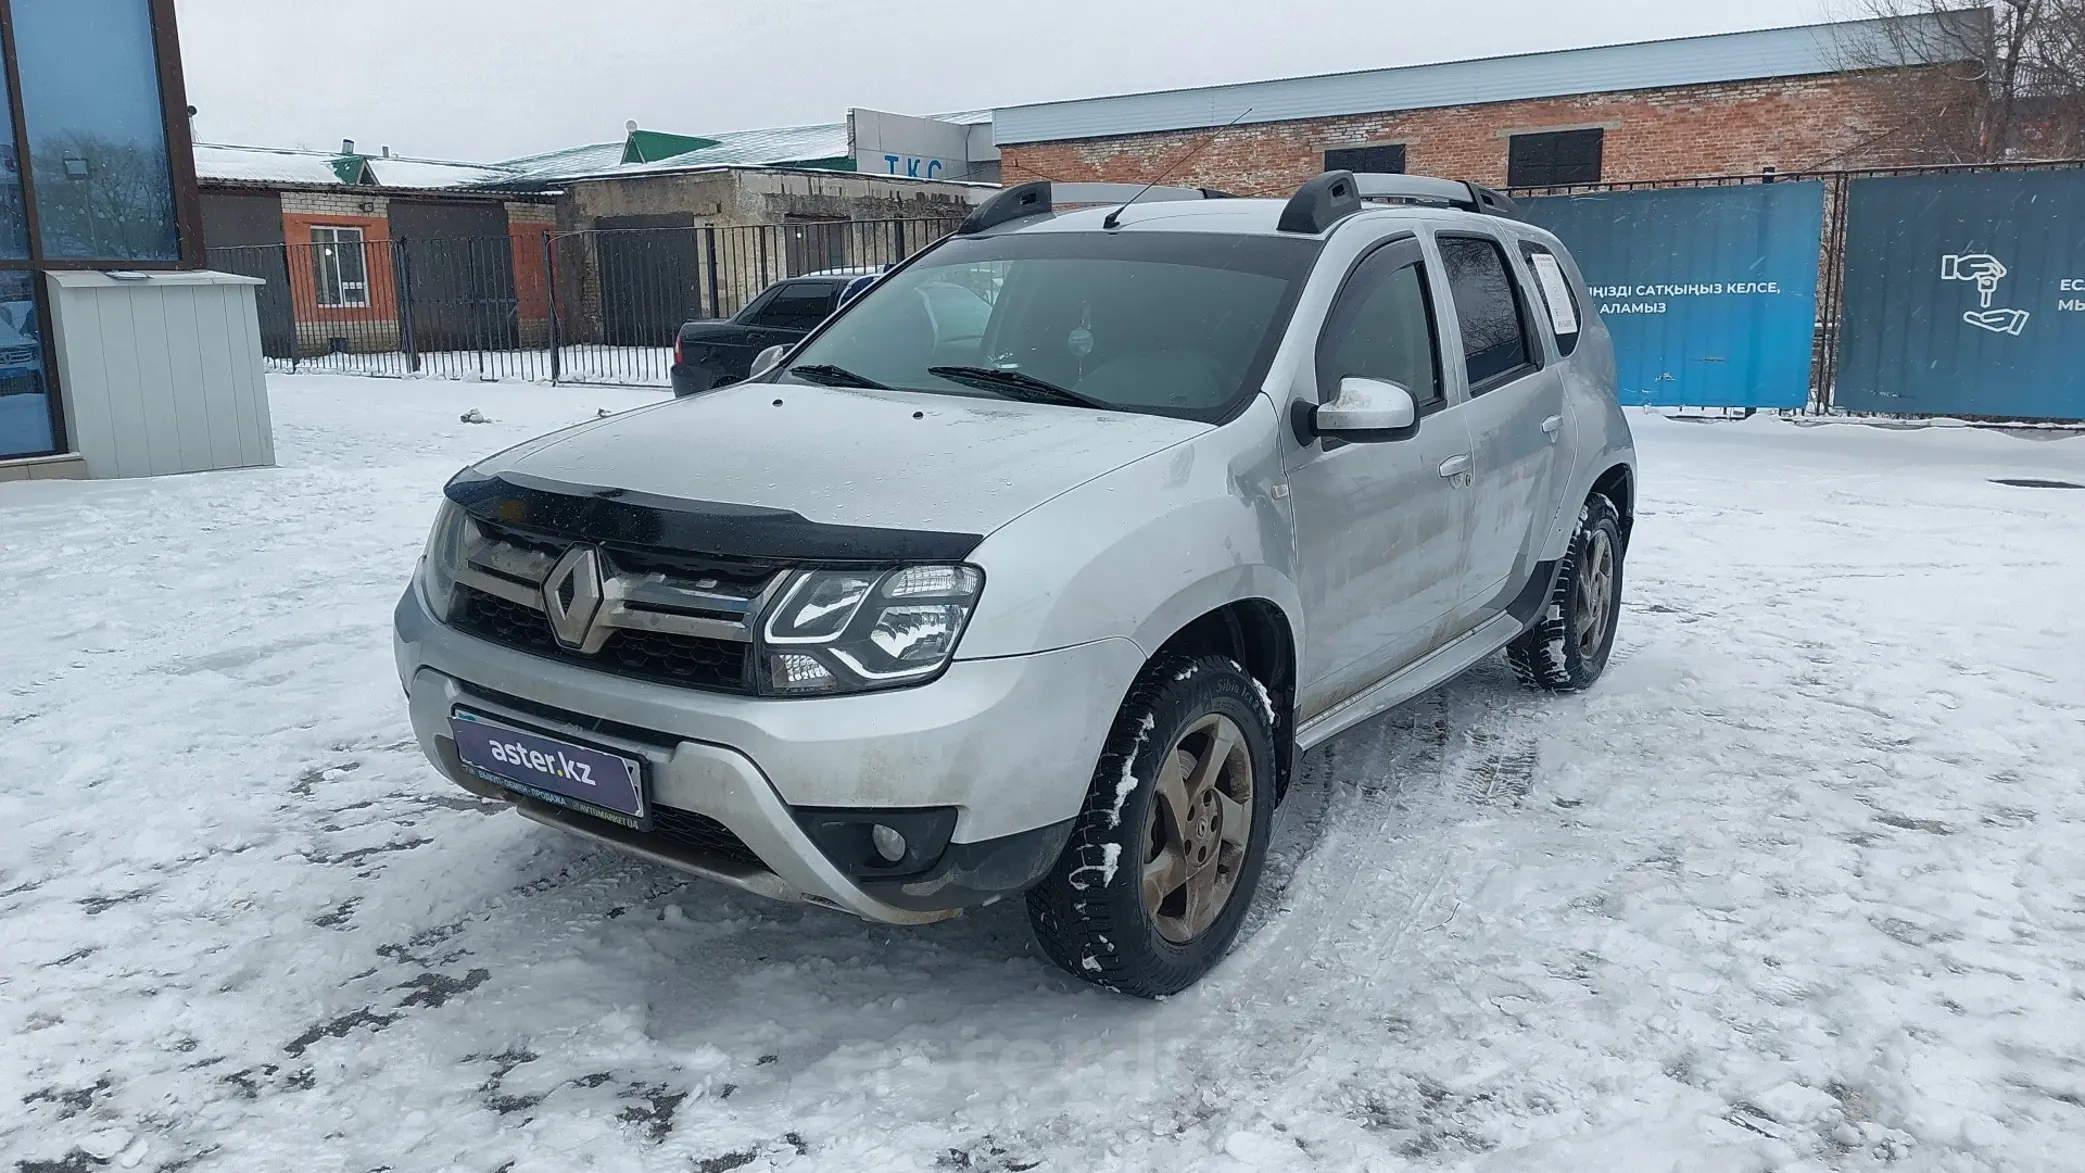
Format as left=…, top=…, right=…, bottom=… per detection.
left=172, top=0, right=1837, bottom=163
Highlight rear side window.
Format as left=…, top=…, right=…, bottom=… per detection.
left=748, top=282, right=840, bottom=329
left=1520, top=242, right=1582, bottom=357
left=1437, top=236, right=1535, bottom=391
left=1316, top=240, right=1443, bottom=409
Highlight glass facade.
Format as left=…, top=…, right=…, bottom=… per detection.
left=0, top=53, right=24, bottom=259
left=16, top=0, right=180, bottom=261
left=0, top=0, right=192, bottom=461
left=0, top=269, right=49, bottom=452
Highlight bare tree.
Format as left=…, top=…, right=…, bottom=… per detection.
left=1835, top=0, right=2085, bottom=163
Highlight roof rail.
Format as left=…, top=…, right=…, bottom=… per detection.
left=957, top=180, right=1235, bottom=234
left=1277, top=171, right=1524, bottom=234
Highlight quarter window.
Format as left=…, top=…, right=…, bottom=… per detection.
left=311, top=226, right=369, bottom=308
left=1316, top=242, right=1443, bottom=409
left=1437, top=236, right=1535, bottom=390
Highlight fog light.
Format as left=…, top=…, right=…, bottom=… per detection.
left=871, top=824, right=907, bottom=863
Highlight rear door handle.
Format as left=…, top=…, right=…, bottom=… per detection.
left=1542, top=414, right=1564, bottom=436
left=1439, top=454, right=1472, bottom=479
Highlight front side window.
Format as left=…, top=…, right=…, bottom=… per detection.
left=784, top=232, right=1320, bottom=423
left=1316, top=240, right=1442, bottom=409
left=747, top=282, right=840, bottom=330
left=311, top=226, right=369, bottom=307
left=14, top=0, right=181, bottom=261
left=1437, top=236, right=1535, bottom=390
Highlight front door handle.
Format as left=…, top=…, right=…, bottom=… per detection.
left=1439, top=454, right=1473, bottom=479
left=1542, top=414, right=1564, bottom=437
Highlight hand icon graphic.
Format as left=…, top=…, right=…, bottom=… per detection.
left=1963, top=308, right=2030, bottom=336
left=1941, top=254, right=2008, bottom=308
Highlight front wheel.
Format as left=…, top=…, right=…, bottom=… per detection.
left=1027, top=655, right=1277, bottom=998
left=1508, top=493, right=1625, bottom=692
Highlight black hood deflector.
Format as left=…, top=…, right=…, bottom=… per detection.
left=445, top=469, right=983, bottom=564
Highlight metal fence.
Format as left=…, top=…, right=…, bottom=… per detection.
left=206, top=216, right=964, bottom=388
left=1510, top=158, right=2085, bottom=418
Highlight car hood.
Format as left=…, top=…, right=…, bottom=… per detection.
left=472, top=382, right=1209, bottom=540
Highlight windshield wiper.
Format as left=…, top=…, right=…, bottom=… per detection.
left=927, top=366, right=1111, bottom=411
left=788, top=363, right=887, bottom=389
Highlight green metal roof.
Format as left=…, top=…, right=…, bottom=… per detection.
left=622, top=130, right=723, bottom=164
left=485, top=117, right=978, bottom=188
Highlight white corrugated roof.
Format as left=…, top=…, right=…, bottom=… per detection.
left=367, top=157, right=521, bottom=188
left=195, top=143, right=526, bottom=190
left=993, top=13, right=1975, bottom=145
left=193, top=143, right=356, bottom=186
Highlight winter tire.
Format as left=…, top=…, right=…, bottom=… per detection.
left=1509, top=493, right=1625, bottom=692
left=1026, top=655, right=1278, bottom=998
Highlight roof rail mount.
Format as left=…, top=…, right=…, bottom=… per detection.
left=958, top=181, right=1234, bottom=235
left=1278, top=171, right=1524, bottom=234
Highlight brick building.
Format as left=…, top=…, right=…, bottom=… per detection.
left=196, top=145, right=559, bottom=356
left=192, top=122, right=987, bottom=358
left=992, top=14, right=1976, bottom=196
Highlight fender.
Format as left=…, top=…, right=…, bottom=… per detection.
left=957, top=396, right=1304, bottom=663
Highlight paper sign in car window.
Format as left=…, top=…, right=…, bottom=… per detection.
left=1529, top=252, right=1581, bottom=336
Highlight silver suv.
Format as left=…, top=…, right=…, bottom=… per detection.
left=394, top=172, right=1636, bottom=997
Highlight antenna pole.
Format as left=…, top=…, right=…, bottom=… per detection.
left=1102, top=107, right=1254, bottom=229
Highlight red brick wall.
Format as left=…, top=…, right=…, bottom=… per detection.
left=1000, top=71, right=1955, bottom=196
left=280, top=210, right=396, bottom=322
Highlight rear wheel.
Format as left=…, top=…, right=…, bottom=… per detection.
left=1026, top=655, right=1276, bottom=998
left=1508, top=494, right=1624, bottom=692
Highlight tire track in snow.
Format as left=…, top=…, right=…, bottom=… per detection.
left=1112, top=660, right=1546, bottom=1152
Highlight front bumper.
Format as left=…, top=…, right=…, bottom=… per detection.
left=394, top=584, right=1143, bottom=922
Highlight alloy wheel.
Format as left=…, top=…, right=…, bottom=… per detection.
left=1141, top=714, right=1255, bottom=944
left=1575, top=527, right=1617, bottom=658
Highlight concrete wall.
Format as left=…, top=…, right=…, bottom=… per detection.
left=999, top=71, right=1969, bottom=195
left=558, top=168, right=979, bottom=231
left=551, top=169, right=984, bottom=337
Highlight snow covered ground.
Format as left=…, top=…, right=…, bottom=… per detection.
left=4, top=374, right=2083, bottom=1173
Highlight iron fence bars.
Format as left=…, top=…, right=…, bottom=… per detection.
left=204, top=216, right=965, bottom=388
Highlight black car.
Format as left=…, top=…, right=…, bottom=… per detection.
left=670, top=273, right=879, bottom=397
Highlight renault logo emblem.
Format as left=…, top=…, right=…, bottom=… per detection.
left=542, top=546, right=606, bottom=651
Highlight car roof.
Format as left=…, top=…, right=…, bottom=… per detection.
left=973, top=198, right=1550, bottom=245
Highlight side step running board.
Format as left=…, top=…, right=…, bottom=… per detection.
left=1294, top=614, right=1524, bottom=750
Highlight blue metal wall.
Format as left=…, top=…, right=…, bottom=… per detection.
left=1835, top=170, right=2085, bottom=420
left=1523, top=183, right=1825, bottom=408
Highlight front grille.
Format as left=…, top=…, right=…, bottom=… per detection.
left=445, top=516, right=783, bottom=696
left=453, top=584, right=751, bottom=693
left=652, top=808, right=766, bottom=870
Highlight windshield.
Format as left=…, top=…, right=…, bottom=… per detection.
left=780, top=231, right=1321, bottom=422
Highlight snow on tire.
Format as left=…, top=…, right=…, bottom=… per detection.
left=1509, top=493, right=1625, bottom=693
left=1026, top=655, right=1277, bottom=998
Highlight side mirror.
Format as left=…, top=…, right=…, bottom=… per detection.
left=1312, top=377, right=1418, bottom=440
left=750, top=344, right=790, bottom=379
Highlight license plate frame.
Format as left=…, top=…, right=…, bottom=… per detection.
left=449, top=708, right=650, bottom=831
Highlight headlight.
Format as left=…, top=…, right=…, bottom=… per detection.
left=758, top=564, right=983, bottom=695
left=418, top=500, right=471, bottom=620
